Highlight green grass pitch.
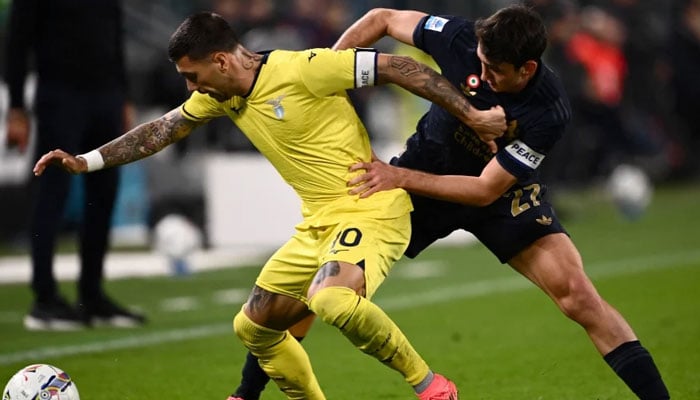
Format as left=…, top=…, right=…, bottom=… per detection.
left=1, top=184, right=699, bottom=399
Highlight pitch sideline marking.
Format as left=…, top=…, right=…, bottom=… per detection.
left=1, top=249, right=698, bottom=366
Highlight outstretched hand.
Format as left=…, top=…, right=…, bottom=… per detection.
left=33, top=149, right=88, bottom=176
left=348, top=159, right=404, bottom=198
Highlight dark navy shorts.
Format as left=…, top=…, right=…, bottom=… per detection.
left=405, top=192, right=566, bottom=263
left=392, top=154, right=567, bottom=264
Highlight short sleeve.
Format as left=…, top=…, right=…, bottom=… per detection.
left=413, top=15, right=475, bottom=61
left=300, top=48, right=378, bottom=97
left=496, top=122, right=566, bottom=181
left=180, top=91, right=227, bottom=122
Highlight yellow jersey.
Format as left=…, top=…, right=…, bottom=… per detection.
left=180, top=48, right=412, bottom=227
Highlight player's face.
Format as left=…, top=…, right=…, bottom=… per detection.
left=476, top=43, right=530, bottom=94
left=175, top=55, right=231, bottom=102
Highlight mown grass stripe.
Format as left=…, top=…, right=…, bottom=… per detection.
left=1, top=249, right=698, bottom=366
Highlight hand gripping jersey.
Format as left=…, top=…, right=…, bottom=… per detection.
left=180, top=48, right=412, bottom=227
left=405, top=15, right=572, bottom=186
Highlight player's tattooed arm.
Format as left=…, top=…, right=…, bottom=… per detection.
left=377, top=53, right=506, bottom=150
left=32, top=108, right=204, bottom=176
left=379, top=55, right=471, bottom=114
left=98, top=108, right=203, bottom=168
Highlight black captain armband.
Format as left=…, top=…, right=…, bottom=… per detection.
left=354, top=48, right=378, bottom=88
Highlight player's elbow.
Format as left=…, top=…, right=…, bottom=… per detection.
left=472, top=193, right=497, bottom=207
left=365, top=8, right=396, bottom=30
left=366, top=8, right=393, bottom=20
left=466, top=187, right=502, bottom=207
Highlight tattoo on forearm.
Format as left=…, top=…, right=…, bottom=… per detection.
left=388, top=55, right=471, bottom=115
left=389, top=56, right=423, bottom=77
left=100, top=109, right=196, bottom=168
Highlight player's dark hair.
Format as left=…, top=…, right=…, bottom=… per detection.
left=168, top=12, right=240, bottom=62
left=474, top=4, right=547, bottom=68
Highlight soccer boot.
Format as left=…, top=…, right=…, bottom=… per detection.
left=417, top=373, right=458, bottom=400
left=24, top=296, right=85, bottom=331
left=78, top=295, right=146, bottom=328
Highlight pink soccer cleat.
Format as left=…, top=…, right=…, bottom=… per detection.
left=417, top=373, right=458, bottom=400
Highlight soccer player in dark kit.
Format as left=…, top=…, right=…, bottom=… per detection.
left=341, top=5, right=670, bottom=400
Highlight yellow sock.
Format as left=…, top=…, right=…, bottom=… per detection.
left=309, top=286, right=430, bottom=386
left=233, top=310, right=325, bottom=400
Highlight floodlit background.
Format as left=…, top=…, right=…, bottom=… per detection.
left=0, top=0, right=698, bottom=256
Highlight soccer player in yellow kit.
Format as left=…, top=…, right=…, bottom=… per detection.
left=33, top=12, right=506, bottom=400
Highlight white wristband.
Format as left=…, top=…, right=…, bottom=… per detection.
left=77, top=149, right=105, bottom=172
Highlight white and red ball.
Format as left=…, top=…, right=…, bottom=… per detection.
left=3, top=364, right=80, bottom=400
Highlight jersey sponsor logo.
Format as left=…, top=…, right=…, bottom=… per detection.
left=453, top=124, right=494, bottom=162
left=505, top=140, right=545, bottom=170
left=307, top=50, right=317, bottom=62
left=355, top=49, right=377, bottom=88
left=424, top=16, right=449, bottom=32
left=265, top=95, right=286, bottom=119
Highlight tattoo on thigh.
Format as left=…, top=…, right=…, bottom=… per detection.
left=247, top=286, right=274, bottom=314
left=314, top=261, right=341, bottom=284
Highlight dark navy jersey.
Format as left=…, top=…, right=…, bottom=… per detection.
left=406, top=15, right=572, bottom=186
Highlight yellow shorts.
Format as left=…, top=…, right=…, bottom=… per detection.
left=255, top=214, right=410, bottom=303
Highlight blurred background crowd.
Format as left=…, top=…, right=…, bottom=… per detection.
left=0, top=0, right=698, bottom=250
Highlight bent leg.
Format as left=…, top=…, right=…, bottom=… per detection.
left=233, top=286, right=323, bottom=400
left=234, top=314, right=315, bottom=400
left=508, top=233, right=635, bottom=353
left=509, top=233, right=669, bottom=399
left=307, top=260, right=431, bottom=388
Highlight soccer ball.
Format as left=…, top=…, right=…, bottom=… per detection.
left=3, top=364, right=80, bottom=400
left=607, top=164, right=652, bottom=220
left=153, top=213, right=203, bottom=259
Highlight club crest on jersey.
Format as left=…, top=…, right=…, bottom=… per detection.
left=266, top=95, right=286, bottom=119
left=460, top=74, right=480, bottom=96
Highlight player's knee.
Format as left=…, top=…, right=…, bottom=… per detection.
left=232, top=309, right=253, bottom=345
left=233, top=309, right=285, bottom=352
left=307, top=286, right=358, bottom=328
left=556, top=281, right=604, bottom=322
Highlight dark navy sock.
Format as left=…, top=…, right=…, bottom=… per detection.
left=604, top=340, right=670, bottom=399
